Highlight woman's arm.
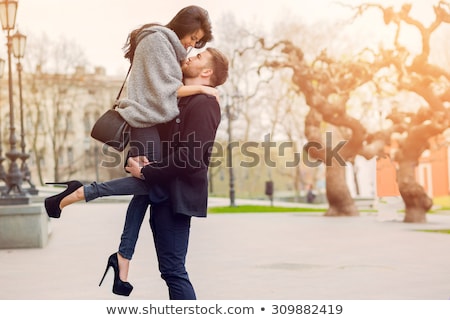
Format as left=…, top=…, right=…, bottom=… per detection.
left=177, top=85, right=219, bottom=102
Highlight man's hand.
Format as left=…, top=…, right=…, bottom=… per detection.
left=127, top=155, right=150, bottom=167
left=125, top=156, right=146, bottom=179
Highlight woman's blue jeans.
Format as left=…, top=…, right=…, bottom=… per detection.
left=84, top=177, right=150, bottom=259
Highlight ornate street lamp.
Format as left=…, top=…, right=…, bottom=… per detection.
left=12, top=29, right=37, bottom=195
left=0, top=57, right=5, bottom=186
left=0, top=0, right=29, bottom=204
left=224, top=91, right=243, bottom=207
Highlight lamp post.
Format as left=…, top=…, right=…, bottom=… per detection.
left=0, top=57, right=6, bottom=186
left=0, top=0, right=29, bottom=204
left=224, top=92, right=243, bottom=207
left=94, top=144, right=99, bottom=181
left=12, top=29, right=37, bottom=195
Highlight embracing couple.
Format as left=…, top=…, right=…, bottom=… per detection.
left=45, top=5, right=229, bottom=300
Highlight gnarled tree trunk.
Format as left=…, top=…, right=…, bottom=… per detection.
left=397, top=160, right=432, bottom=223
left=324, top=160, right=358, bottom=216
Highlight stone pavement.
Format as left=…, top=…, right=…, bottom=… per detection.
left=1, top=192, right=450, bottom=300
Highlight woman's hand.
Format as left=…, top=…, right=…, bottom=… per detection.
left=201, top=86, right=220, bottom=103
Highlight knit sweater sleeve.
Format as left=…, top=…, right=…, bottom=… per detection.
left=117, top=31, right=184, bottom=128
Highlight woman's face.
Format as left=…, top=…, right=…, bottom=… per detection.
left=180, top=29, right=205, bottom=50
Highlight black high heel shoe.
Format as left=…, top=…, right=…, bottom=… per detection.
left=99, top=253, right=133, bottom=296
left=44, top=180, right=83, bottom=218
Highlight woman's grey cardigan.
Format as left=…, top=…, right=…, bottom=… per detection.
left=117, top=26, right=187, bottom=128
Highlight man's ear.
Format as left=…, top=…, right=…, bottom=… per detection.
left=201, top=68, right=213, bottom=77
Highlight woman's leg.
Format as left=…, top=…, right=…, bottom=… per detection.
left=59, top=176, right=150, bottom=209
left=116, top=195, right=150, bottom=281
left=59, top=177, right=150, bottom=209
left=129, top=126, right=161, bottom=162
left=118, top=195, right=149, bottom=260
left=83, top=177, right=150, bottom=201
left=116, top=126, right=162, bottom=282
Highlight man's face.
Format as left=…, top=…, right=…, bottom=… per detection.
left=181, top=50, right=212, bottom=79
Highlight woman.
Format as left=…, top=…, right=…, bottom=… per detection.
left=119, top=5, right=216, bottom=162
left=46, top=5, right=215, bottom=297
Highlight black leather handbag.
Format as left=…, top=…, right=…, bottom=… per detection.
left=91, top=30, right=155, bottom=152
left=90, top=66, right=131, bottom=152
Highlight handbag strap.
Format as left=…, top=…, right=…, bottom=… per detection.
left=115, top=65, right=132, bottom=101
left=112, top=65, right=131, bottom=109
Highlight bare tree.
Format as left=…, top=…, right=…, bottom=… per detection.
left=351, top=1, right=450, bottom=222
left=261, top=39, right=390, bottom=216
left=23, top=33, right=90, bottom=183
left=258, top=1, right=450, bottom=222
left=215, top=14, right=327, bottom=200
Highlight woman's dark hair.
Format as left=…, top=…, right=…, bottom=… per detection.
left=123, top=5, right=212, bottom=62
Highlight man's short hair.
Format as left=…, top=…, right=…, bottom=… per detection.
left=206, top=47, right=229, bottom=87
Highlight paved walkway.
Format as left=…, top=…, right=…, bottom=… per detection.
left=1, top=192, right=450, bottom=300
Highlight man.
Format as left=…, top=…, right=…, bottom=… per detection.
left=124, top=47, right=229, bottom=299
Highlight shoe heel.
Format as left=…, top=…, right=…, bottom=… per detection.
left=46, top=181, right=71, bottom=186
left=99, top=264, right=110, bottom=287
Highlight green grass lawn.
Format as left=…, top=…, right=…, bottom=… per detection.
left=207, top=198, right=450, bottom=215
left=416, top=229, right=450, bottom=235
left=433, top=196, right=450, bottom=210
left=208, top=205, right=326, bottom=214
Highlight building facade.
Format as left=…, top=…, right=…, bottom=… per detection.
left=376, top=137, right=450, bottom=198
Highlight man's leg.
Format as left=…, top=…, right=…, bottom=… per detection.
left=150, top=203, right=196, bottom=300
